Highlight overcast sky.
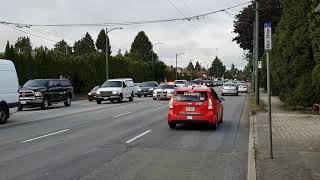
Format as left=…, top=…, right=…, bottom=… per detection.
left=0, top=0, right=249, bottom=69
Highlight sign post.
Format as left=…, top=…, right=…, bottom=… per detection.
left=264, top=22, right=273, bottom=159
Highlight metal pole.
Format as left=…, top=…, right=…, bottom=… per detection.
left=190, top=60, right=192, bottom=81
left=152, top=53, right=154, bottom=81
left=175, top=53, right=178, bottom=80
left=252, top=21, right=256, bottom=93
left=106, top=28, right=109, bottom=80
left=255, top=0, right=260, bottom=105
left=266, top=51, right=273, bottom=159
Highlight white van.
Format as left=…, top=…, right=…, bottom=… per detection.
left=0, top=59, right=19, bottom=124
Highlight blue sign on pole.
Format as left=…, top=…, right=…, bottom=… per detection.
left=264, top=22, right=272, bottom=51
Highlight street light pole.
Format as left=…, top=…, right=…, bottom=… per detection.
left=106, top=27, right=123, bottom=80
left=255, top=0, right=260, bottom=105
left=175, top=52, right=184, bottom=80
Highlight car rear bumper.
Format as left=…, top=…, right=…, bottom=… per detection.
left=168, top=110, right=216, bottom=124
left=153, top=93, right=173, bottom=99
left=222, top=89, right=238, bottom=94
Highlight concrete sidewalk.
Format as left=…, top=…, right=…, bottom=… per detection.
left=255, top=92, right=320, bottom=180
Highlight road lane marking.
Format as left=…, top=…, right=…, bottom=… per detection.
left=125, top=130, right=152, bottom=144
left=113, top=112, right=132, bottom=118
left=21, top=129, right=70, bottom=143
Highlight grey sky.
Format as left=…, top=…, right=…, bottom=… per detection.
left=0, top=0, right=249, bottom=69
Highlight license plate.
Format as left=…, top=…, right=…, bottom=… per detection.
left=187, top=116, right=193, bottom=120
left=186, top=107, right=195, bottom=112
left=20, top=101, right=27, bottom=105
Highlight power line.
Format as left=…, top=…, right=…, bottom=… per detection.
left=0, top=24, right=58, bottom=43
left=166, top=0, right=186, bottom=18
left=0, top=1, right=251, bottom=27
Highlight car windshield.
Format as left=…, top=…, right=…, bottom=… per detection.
left=224, top=84, right=237, bottom=87
left=23, top=80, right=49, bottom=87
left=174, top=81, right=185, bottom=84
left=158, top=85, right=174, bottom=89
left=142, top=82, right=155, bottom=87
left=237, top=83, right=246, bottom=86
left=174, top=91, right=208, bottom=102
left=102, top=81, right=122, bottom=87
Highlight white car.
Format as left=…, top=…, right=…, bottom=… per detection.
left=221, top=83, right=239, bottom=96
left=237, top=83, right=248, bottom=93
left=174, top=80, right=187, bottom=87
left=0, top=59, right=19, bottom=124
left=153, top=84, right=176, bottom=100
left=96, top=78, right=135, bottom=104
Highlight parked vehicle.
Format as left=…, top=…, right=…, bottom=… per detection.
left=174, top=80, right=187, bottom=87
left=237, top=83, right=248, bottom=93
left=221, top=83, right=238, bottom=96
left=96, top=78, right=135, bottom=104
left=185, top=81, right=196, bottom=87
left=168, top=86, right=224, bottom=130
left=153, top=84, right=176, bottom=100
left=88, top=86, right=100, bottom=101
left=0, top=60, right=19, bottom=124
left=18, top=79, right=74, bottom=110
left=137, top=81, right=158, bottom=97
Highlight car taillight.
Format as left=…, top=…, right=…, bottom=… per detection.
left=208, top=99, right=213, bottom=110
left=169, top=98, right=173, bottom=109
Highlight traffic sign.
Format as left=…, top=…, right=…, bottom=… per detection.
left=264, top=22, right=272, bottom=51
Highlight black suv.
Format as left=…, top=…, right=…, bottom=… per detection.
left=137, top=81, right=158, bottom=97
left=18, top=79, right=74, bottom=110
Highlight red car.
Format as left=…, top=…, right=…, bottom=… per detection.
left=168, top=86, right=224, bottom=130
left=88, top=86, right=100, bottom=101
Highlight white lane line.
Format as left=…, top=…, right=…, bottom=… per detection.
left=125, top=130, right=152, bottom=144
left=113, top=112, right=132, bottom=118
left=21, top=129, right=70, bottom=143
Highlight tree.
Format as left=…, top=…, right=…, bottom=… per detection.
left=96, top=29, right=111, bottom=55
left=14, top=36, right=32, bottom=53
left=130, top=31, right=157, bottom=62
left=187, top=61, right=194, bottom=71
left=209, top=56, right=225, bottom=78
left=73, top=32, right=95, bottom=55
left=54, top=40, right=71, bottom=54
left=195, top=61, right=201, bottom=71
left=4, top=41, right=10, bottom=58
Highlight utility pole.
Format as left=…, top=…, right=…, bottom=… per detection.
left=106, top=27, right=109, bottom=80
left=176, top=53, right=178, bottom=80
left=252, top=21, right=256, bottom=93
left=255, top=0, right=260, bottom=105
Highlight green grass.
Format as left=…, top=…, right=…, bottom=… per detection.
left=249, top=94, right=266, bottom=115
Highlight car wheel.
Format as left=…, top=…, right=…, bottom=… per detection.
left=110, top=99, right=115, bottom=103
left=144, top=95, right=147, bottom=97
left=18, top=104, right=23, bottom=111
left=96, top=99, right=102, bottom=104
left=118, top=94, right=123, bottom=103
left=0, top=106, right=8, bottom=124
left=219, top=111, right=224, bottom=124
left=129, top=93, right=134, bottom=102
left=64, top=96, right=72, bottom=107
left=236, top=93, right=239, bottom=96
left=41, top=97, right=49, bottom=110
left=153, top=97, right=157, bottom=100
left=89, top=99, right=92, bottom=102
left=138, top=95, right=141, bottom=98
left=168, top=122, right=176, bottom=129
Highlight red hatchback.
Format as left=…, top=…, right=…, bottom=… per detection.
left=168, top=86, right=224, bottom=130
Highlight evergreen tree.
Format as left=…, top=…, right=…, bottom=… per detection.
left=14, top=36, right=32, bottom=53
left=130, top=31, right=155, bottom=62
left=187, top=61, right=194, bottom=71
left=54, top=40, right=71, bottom=54
left=96, top=29, right=111, bottom=55
left=195, top=61, right=201, bottom=71
left=73, top=32, right=95, bottom=55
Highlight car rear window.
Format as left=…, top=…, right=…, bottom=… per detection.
left=158, top=85, right=174, bottom=89
left=174, top=91, right=208, bottom=102
left=142, top=82, right=156, bottom=87
left=174, top=81, right=185, bottom=84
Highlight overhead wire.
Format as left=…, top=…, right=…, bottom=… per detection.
left=0, top=1, right=251, bottom=27
left=166, top=0, right=187, bottom=18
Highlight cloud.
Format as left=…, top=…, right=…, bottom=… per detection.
left=0, top=0, right=249, bottom=69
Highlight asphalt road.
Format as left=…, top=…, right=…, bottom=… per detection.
left=0, top=87, right=249, bottom=180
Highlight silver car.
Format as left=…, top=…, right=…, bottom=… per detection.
left=221, top=83, right=238, bottom=96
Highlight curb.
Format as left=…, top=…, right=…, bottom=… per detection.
left=247, top=113, right=257, bottom=180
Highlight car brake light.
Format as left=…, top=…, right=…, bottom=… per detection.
left=208, top=98, right=213, bottom=110
left=169, top=98, right=173, bottom=109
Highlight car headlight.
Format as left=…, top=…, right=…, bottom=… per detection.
left=137, top=88, right=141, bottom=91
left=88, top=92, right=91, bottom=95
left=112, top=91, right=119, bottom=95
left=97, top=91, right=101, bottom=94
left=34, top=92, right=42, bottom=97
left=149, top=88, right=154, bottom=91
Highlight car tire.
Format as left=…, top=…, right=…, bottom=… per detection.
left=236, top=93, right=239, bottom=96
left=118, top=94, right=123, bottom=103
left=129, top=93, right=134, bottom=102
left=41, top=96, right=49, bottom=110
left=153, top=97, right=156, bottom=100
left=0, top=105, right=8, bottom=124
left=64, top=95, right=72, bottom=107
left=89, top=99, right=92, bottom=102
left=18, top=104, right=23, bottom=111
left=110, top=99, right=114, bottom=103
left=138, top=95, right=141, bottom=98
left=219, top=111, right=223, bottom=124
left=144, top=95, right=147, bottom=97
left=96, top=99, right=102, bottom=104
left=168, top=122, right=176, bottom=129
